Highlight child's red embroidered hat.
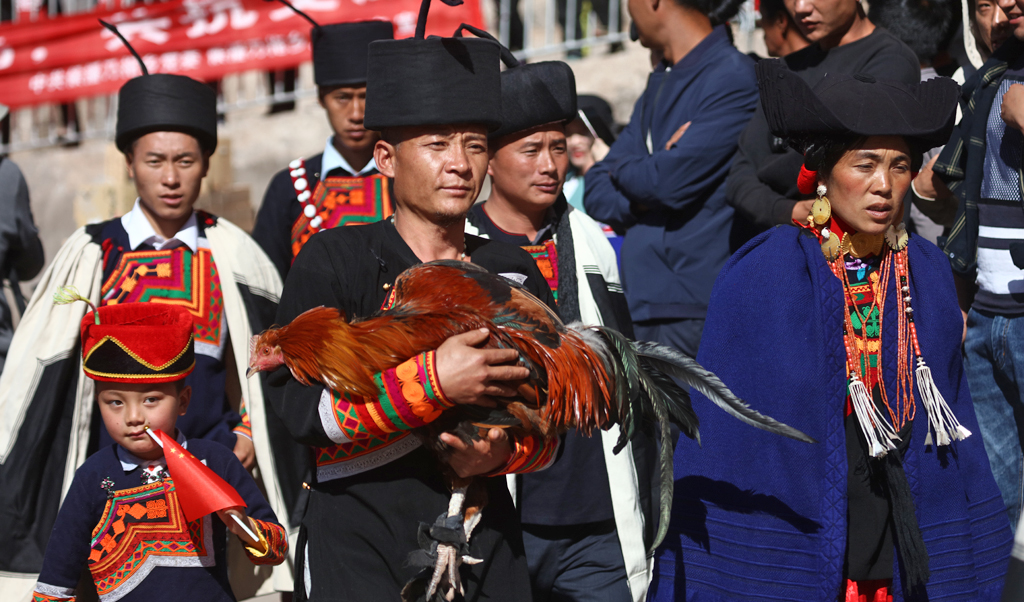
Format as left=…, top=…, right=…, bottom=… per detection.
left=80, top=303, right=195, bottom=383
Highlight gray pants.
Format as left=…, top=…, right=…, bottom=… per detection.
left=633, top=318, right=705, bottom=358
left=522, top=520, right=632, bottom=602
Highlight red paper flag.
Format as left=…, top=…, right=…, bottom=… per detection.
left=149, top=428, right=246, bottom=522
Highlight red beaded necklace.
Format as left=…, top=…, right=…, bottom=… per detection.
left=798, top=214, right=969, bottom=456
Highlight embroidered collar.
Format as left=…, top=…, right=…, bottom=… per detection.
left=117, top=430, right=188, bottom=473
left=322, top=136, right=377, bottom=177
left=121, top=199, right=199, bottom=252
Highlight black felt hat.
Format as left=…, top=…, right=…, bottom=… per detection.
left=102, top=21, right=217, bottom=153
left=312, top=21, right=394, bottom=87
left=756, top=59, right=959, bottom=149
left=116, top=74, right=218, bottom=153
left=490, top=61, right=577, bottom=140
left=577, top=94, right=617, bottom=146
left=364, top=0, right=502, bottom=131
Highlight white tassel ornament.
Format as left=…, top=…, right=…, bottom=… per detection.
left=916, top=357, right=972, bottom=446
left=849, top=374, right=899, bottom=458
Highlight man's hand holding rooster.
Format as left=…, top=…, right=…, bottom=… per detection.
left=441, top=428, right=512, bottom=477
left=434, top=328, right=530, bottom=407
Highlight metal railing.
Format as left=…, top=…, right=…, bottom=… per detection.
left=1, top=0, right=630, bottom=154
left=497, top=0, right=628, bottom=61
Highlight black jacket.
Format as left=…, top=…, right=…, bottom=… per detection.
left=726, top=28, right=920, bottom=232
left=935, top=38, right=1024, bottom=278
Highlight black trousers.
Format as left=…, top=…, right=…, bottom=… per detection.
left=297, top=448, right=532, bottom=601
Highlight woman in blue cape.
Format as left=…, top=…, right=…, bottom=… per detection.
left=649, top=60, right=1013, bottom=602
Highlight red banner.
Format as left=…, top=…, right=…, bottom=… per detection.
left=0, top=0, right=484, bottom=108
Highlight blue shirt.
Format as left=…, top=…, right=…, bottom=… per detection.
left=583, top=26, right=757, bottom=322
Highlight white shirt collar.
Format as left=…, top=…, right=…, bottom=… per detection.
left=120, top=199, right=199, bottom=253
left=117, top=430, right=189, bottom=472
left=322, top=136, right=376, bottom=177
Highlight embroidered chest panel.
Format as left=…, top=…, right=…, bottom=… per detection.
left=291, top=174, right=393, bottom=260
left=845, top=260, right=882, bottom=390
left=89, top=480, right=213, bottom=601
left=101, top=247, right=225, bottom=356
left=522, top=239, right=559, bottom=302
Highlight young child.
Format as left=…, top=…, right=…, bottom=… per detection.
left=31, top=303, right=286, bottom=602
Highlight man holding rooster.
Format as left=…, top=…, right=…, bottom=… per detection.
left=267, top=3, right=561, bottom=599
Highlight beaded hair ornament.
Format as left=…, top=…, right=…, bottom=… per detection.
left=797, top=172, right=970, bottom=458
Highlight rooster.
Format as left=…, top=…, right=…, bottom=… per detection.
left=249, top=259, right=813, bottom=600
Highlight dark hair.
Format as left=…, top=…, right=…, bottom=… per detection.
left=802, top=134, right=924, bottom=178
left=759, top=0, right=787, bottom=23
left=867, top=0, right=957, bottom=64
left=123, top=130, right=213, bottom=160
left=673, top=0, right=745, bottom=26
left=380, top=128, right=405, bottom=148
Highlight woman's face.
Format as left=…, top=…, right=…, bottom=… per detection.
left=823, top=135, right=912, bottom=236
left=565, top=119, right=595, bottom=171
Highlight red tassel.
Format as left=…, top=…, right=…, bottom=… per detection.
left=797, top=165, right=818, bottom=196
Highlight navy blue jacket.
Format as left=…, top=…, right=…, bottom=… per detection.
left=583, top=26, right=757, bottom=322
left=650, top=227, right=1012, bottom=601
left=35, top=439, right=284, bottom=601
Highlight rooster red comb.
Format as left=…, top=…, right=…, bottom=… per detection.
left=80, top=303, right=195, bottom=383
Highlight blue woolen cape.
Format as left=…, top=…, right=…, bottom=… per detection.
left=649, top=227, right=1012, bottom=602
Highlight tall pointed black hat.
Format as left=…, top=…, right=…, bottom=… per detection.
left=103, top=21, right=218, bottom=153
left=450, top=25, right=577, bottom=141
left=756, top=58, right=958, bottom=149
left=364, top=0, right=502, bottom=131
left=271, top=1, right=393, bottom=87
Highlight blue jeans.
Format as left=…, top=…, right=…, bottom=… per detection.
left=964, top=309, right=1024, bottom=527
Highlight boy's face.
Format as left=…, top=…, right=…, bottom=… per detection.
left=96, top=381, right=191, bottom=461
left=319, top=85, right=379, bottom=155
left=125, top=131, right=209, bottom=231
left=488, top=124, right=569, bottom=213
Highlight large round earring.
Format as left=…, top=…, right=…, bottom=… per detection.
left=885, top=223, right=909, bottom=251
left=811, top=184, right=831, bottom=226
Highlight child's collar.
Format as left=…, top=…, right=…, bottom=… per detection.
left=116, top=429, right=187, bottom=473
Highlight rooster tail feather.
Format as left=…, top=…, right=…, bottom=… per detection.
left=632, top=344, right=675, bottom=554
left=632, top=341, right=816, bottom=444
left=654, top=402, right=673, bottom=555
left=583, top=326, right=676, bottom=553
left=638, top=363, right=700, bottom=444
left=581, top=326, right=642, bottom=452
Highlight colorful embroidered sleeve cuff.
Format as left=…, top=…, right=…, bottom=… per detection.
left=487, top=432, right=560, bottom=476
left=242, top=518, right=288, bottom=566
left=319, top=351, right=451, bottom=444
left=32, top=583, right=76, bottom=602
left=233, top=399, right=253, bottom=440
